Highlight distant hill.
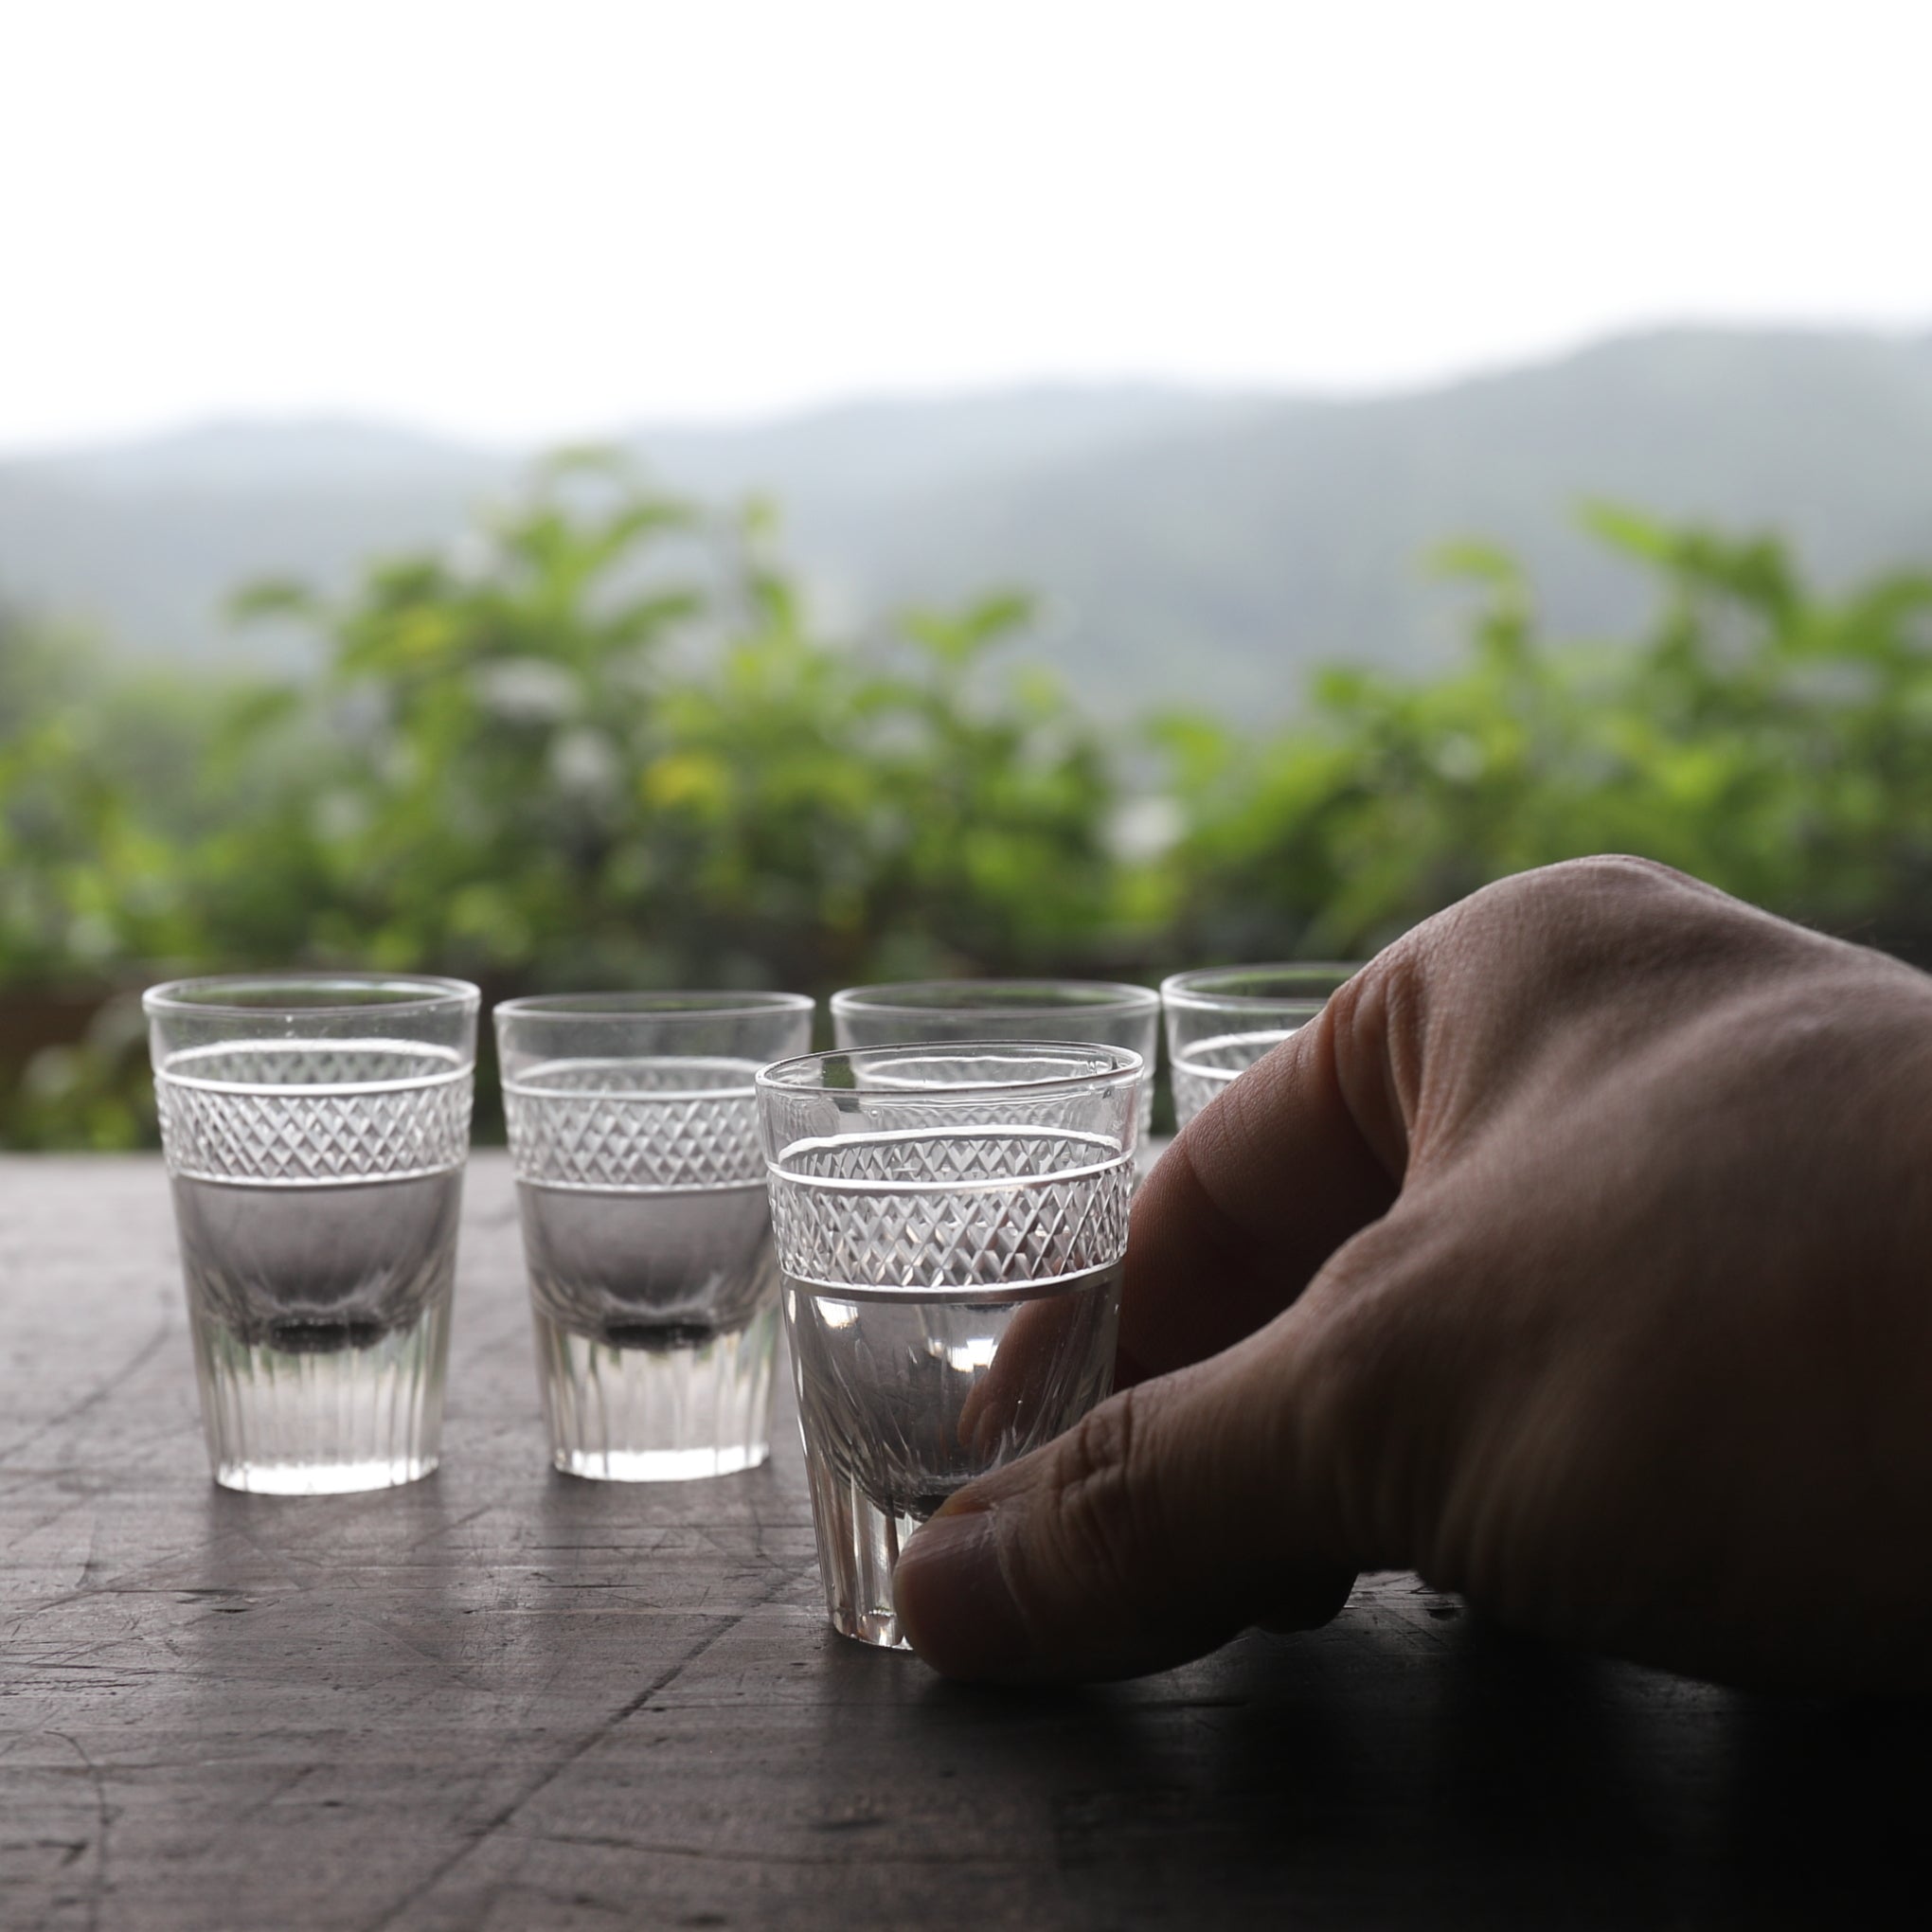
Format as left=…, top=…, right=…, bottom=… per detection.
left=4, top=330, right=1930, bottom=717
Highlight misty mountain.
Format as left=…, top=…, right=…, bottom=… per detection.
left=3, top=330, right=1930, bottom=718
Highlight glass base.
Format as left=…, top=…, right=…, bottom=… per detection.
left=533, top=1301, right=778, bottom=1482
left=800, top=1454, right=924, bottom=1650
left=192, top=1295, right=450, bottom=1495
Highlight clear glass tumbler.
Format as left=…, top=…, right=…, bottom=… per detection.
left=829, top=980, right=1159, bottom=1140
left=145, top=975, right=478, bottom=1494
left=758, top=1040, right=1143, bottom=1649
left=1160, top=963, right=1359, bottom=1128
left=495, top=992, right=814, bottom=1481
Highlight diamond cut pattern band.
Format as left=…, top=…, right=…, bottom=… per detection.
left=504, top=1060, right=765, bottom=1190
left=156, top=1043, right=473, bottom=1184
left=767, top=1128, right=1131, bottom=1294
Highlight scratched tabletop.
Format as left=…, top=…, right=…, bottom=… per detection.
left=2, top=1154, right=1924, bottom=1931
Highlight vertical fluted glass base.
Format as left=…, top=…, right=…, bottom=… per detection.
left=190, top=1293, right=450, bottom=1494
left=533, top=1300, right=778, bottom=1481
left=800, top=1452, right=919, bottom=1650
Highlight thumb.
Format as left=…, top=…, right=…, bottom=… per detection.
left=892, top=1319, right=1357, bottom=1682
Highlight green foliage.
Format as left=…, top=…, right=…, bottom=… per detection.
left=179, top=452, right=1121, bottom=993
left=0, top=614, right=240, bottom=1148
left=1152, top=507, right=1932, bottom=964
left=0, top=456, right=1124, bottom=1142
left=6, top=465, right=1932, bottom=1150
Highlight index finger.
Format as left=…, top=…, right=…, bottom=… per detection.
left=1119, top=964, right=1404, bottom=1385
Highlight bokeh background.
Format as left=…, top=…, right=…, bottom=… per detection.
left=5, top=0, right=1931, bottom=1146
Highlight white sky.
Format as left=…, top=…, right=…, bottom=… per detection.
left=3, top=0, right=1930, bottom=454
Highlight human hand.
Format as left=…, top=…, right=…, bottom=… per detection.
left=955, top=1290, right=1098, bottom=1463
left=892, top=857, right=1932, bottom=1689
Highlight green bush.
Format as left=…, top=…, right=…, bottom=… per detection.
left=1149, top=508, right=1932, bottom=965
left=192, top=453, right=1124, bottom=992
left=5, top=460, right=1930, bottom=1150
left=1, top=456, right=1130, bottom=1144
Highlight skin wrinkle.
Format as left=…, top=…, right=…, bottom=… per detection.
left=1119, top=1035, right=1394, bottom=1386
left=1114, top=1138, right=1263, bottom=1386
left=897, top=858, right=1932, bottom=1690
left=1042, top=1386, right=1154, bottom=1655
left=1415, top=935, right=1932, bottom=1662
left=947, top=1382, right=1156, bottom=1673
left=1363, top=964, right=1417, bottom=1176
left=1282, top=1317, right=1387, bottom=1578
left=1422, top=1087, right=1715, bottom=1591
left=1149, top=1122, right=1260, bottom=1277
left=1185, top=1342, right=1362, bottom=1649
left=1318, top=967, right=1408, bottom=1184
left=1324, top=1201, right=1508, bottom=1576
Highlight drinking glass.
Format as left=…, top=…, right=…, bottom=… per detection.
left=495, top=992, right=814, bottom=1480
left=758, top=1040, right=1143, bottom=1649
left=1160, top=963, right=1359, bottom=1127
left=144, top=974, right=478, bottom=1494
left=830, top=979, right=1159, bottom=1139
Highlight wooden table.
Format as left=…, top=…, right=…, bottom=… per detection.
left=2, top=1154, right=1924, bottom=1930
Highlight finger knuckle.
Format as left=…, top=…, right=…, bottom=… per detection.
left=1292, top=1232, right=1442, bottom=1560
left=1038, top=1386, right=1161, bottom=1609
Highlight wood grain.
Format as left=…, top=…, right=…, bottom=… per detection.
left=1, top=1154, right=1923, bottom=1930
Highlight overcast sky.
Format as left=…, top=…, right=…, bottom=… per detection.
left=4, top=0, right=1930, bottom=454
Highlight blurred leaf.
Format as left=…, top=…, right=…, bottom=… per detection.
left=1427, top=539, right=1523, bottom=587
left=227, top=578, right=325, bottom=624
left=1577, top=499, right=1675, bottom=562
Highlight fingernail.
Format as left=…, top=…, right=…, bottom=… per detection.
left=893, top=1507, right=1033, bottom=1678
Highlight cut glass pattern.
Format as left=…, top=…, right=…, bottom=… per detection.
left=156, top=1040, right=472, bottom=1184
left=504, top=1056, right=764, bottom=1190
left=768, top=1127, right=1132, bottom=1294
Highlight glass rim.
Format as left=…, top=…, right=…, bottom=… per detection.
left=143, top=972, right=480, bottom=1019
left=756, top=1038, right=1145, bottom=1100
left=829, top=978, right=1158, bottom=1022
left=492, top=990, right=814, bottom=1024
left=1159, top=962, right=1361, bottom=1013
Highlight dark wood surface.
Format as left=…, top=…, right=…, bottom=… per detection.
left=2, top=1154, right=1925, bottom=1931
